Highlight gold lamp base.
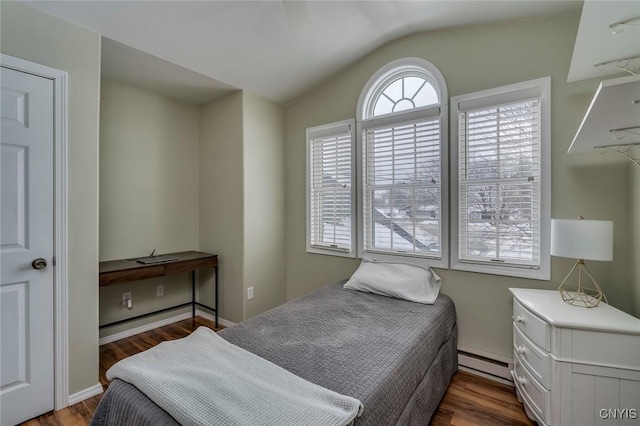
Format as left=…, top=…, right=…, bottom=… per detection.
left=558, top=259, right=605, bottom=308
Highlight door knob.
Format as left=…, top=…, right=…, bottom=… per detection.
left=32, top=258, right=48, bottom=270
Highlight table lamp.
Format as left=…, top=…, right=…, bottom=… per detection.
left=550, top=217, right=613, bottom=308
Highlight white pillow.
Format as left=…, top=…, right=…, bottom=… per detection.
left=343, top=257, right=442, bottom=304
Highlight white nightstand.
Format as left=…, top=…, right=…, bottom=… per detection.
left=509, top=288, right=640, bottom=426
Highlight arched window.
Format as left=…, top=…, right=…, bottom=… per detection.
left=361, top=65, right=443, bottom=119
left=357, top=58, right=448, bottom=267
left=371, top=75, right=439, bottom=116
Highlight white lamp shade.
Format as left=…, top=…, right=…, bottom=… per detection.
left=551, top=219, right=613, bottom=261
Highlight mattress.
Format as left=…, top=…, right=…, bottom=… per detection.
left=91, top=281, right=457, bottom=425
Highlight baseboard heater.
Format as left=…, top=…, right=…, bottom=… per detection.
left=458, top=350, right=514, bottom=385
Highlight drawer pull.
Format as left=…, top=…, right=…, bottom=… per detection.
left=516, top=345, right=526, bottom=355
left=516, top=315, right=525, bottom=324
left=517, top=376, right=527, bottom=386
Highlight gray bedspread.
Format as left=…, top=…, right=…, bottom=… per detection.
left=91, top=281, right=457, bottom=425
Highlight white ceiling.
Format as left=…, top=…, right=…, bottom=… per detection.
left=102, top=38, right=236, bottom=105
left=26, top=1, right=582, bottom=105
left=568, top=1, right=640, bottom=83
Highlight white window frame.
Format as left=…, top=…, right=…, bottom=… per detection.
left=306, top=119, right=357, bottom=258
left=450, top=77, right=551, bottom=280
left=356, top=58, right=449, bottom=268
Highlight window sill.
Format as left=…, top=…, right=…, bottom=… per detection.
left=307, top=245, right=356, bottom=259
left=451, top=260, right=550, bottom=281
left=360, top=250, right=449, bottom=269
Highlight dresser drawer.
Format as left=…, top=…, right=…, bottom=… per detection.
left=513, top=354, right=550, bottom=425
left=513, top=299, right=550, bottom=351
left=514, top=325, right=551, bottom=389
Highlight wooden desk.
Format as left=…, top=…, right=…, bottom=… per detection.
left=99, top=251, right=218, bottom=329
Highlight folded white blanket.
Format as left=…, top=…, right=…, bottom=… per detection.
left=107, top=327, right=363, bottom=426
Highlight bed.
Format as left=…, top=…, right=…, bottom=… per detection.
left=91, top=280, right=458, bottom=425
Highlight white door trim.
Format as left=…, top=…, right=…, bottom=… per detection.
left=1, top=54, right=69, bottom=410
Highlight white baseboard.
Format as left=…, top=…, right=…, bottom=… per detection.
left=458, top=348, right=514, bottom=386
left=99, top=312, right=193, bottom=345
left=67, top=383, right=103, bottom=406
left=459, top=365, right=514, bottom=387
left=195, top=309, right=236, bottom=328
left=457, top=345, right=513, bottom=365
left=99, top=311, right=235, bottom=346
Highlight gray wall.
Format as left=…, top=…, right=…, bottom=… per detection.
left=284, top=12, right=634, bottom=360
left=1, top=1, right=101, bottom=394
left=199, top=91, right=246, bottom=323
left=99, top=80, right=200, bottom=336
left=243, top=92, right=287, bottom=318
left=198, top=91, right=287, bottom=322
left=99, top=86, right=286, bottom=334
left=632, top=165, right=640, bottom=317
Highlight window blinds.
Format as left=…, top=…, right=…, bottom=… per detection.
left=308, top=123, right=354, bottom=252
left=458, top=98, right=541, bottom=267
left=362, top=116, right=441, bottom=257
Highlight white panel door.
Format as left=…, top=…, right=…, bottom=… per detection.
left=1, top=66, right=54, bottom=425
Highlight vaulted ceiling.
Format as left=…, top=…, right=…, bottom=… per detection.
left=26, top=1, right=582, bottom=105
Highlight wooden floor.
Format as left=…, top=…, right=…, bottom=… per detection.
left=23, top=318, right=534, bottom=426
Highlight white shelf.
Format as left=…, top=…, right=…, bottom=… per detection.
left=568, top=74, right=640, bottom=154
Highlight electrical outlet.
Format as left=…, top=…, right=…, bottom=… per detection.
left=156, top=285, right=164, bottom=297
left=122, top=291, right=132, bottom=307
left=247, top=287, right=254, bottom=300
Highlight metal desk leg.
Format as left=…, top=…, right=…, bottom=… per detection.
left=215, top=265, right=219, bottom=329
left=191, top=270, right=196, bottom=323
